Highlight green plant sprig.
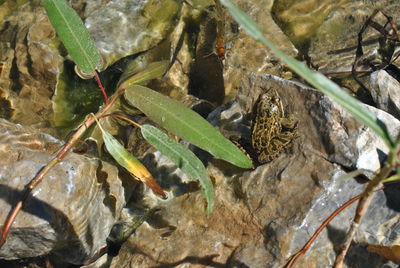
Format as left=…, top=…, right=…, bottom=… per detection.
left=98, top=113, right=215, bottom=214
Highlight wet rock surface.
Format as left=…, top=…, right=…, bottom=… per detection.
left=222, top=0, right=297, bottom=99
left=272, top=0, right=349, bottom=45
left=0, top=0, right=63, bottom=131
left=82, top=0, right=181, bottom=74
left=0, top=119, right=126, bottom=265
left=308, top=1, right=400, bottom=72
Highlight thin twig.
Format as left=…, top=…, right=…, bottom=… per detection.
left=0, top=88, right=125, bottom=248
left=285, top=185, right=386, bottom=268
left=285, top=194, right=362, bottom=268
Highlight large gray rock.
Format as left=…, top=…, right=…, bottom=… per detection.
left=108, top=73, right=400, bottom=267
left=370, top=70, right=400, bottom=120
left=0, top=119, right=126, bottom=265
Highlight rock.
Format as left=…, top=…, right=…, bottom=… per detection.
left=0, top=119, right=126, bottom=265
left=107, top=73, right=399, bottom=267
left=222, top=0, right=297, bottom=99
left=0, top=0, right=63, bottom=131
left=308, top=2, right=375, bottom=71
left=298, top=1, right=400, bottom=71
left=188, top=10, right=225, bottom=105
left=370, top=70, right=400, bottom=120
left=227, top=73, right=400, bottom=173
left=80, top=0, right=181, bottom=76
left=305, top=1, right=400, bottom=103
left=2, top=1, right=399, bottom=266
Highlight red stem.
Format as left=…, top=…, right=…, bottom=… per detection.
left=285, top=185, right=385, bottom=268
left=93, top=71, right=109, bottom=104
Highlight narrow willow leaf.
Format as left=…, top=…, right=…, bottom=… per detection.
left=95, top=119, right=165, bottom=197
left=382, top=174, right=400, bottom=184
left=118, top=61, right=170, bottom=89
left=124, top=85, right=253, bottom=169
left=141, top=124, right=214, bottom=214
left=42, top=0, right=100, bottom=73
left=336, top=169, right=373, bottom=181
left=220, top=0, right=394, bottom=149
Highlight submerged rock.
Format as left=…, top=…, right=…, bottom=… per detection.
left=222, top=0, right=297, bottom=99
left=308, top=1, right=400, bottom=71
left=306, top=1, right=400, bottom=104
left=108, top=73, right=400, bottom=267
left=272, top=0, right=350, bottom=45
left=80, top=0, right=181, bottom=76
left=188, top=8, right=225, bottom=105
left=0, top=119, right=126, bottom=265
left=0, top=0, right=63, bottom=131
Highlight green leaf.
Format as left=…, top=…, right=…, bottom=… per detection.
left=382, top=174, right=400, bottom=184
left=42, top=0, right=100, bottom=73
left=220, top=0, right=394, bottom=150
left=118, top=60, right=170, bottom=89
left=95, top=118, right=166, bottom=197
left=141, top=124, right=214, bottom=214
left=336, top=169, right=372, bottom=181
left=124, top=85, right=253, bottom=169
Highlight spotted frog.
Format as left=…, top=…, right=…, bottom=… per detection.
left=230, top=90, right=297, bottom=164
left=251, top=91, right=298, bottom=163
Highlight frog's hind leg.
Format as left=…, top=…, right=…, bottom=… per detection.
left=279, top=116, right=298, bottom=131
left=257, top=140, right=283, bottom=163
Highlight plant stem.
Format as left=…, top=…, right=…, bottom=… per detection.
left=333, top=151, right=397, bottom=267
left=100, top=113, right=142, bottom=129
left=94, top=71, right=109, bottom=105
left=0, top=88, right=125, bottom=248
left=286, top=194, right=362, bottom=268
left=285, top=184, right=387, bottom=268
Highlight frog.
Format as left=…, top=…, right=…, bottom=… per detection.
left=251, top=90, right=298, bottom=164
left=230, top=90, right=297, bottom=165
